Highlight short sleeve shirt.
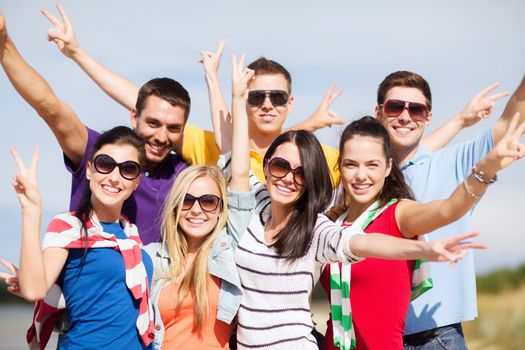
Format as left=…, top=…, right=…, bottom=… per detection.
left=402, top=127, right=494, bottom=334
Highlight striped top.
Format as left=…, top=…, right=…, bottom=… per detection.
left=234, top=185, right=364, bottom=349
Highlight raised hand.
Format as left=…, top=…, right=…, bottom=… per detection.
left=308, top=84, right=345, bottom=130
left=41, top=3, right=79, bottom=58
left=0, top=259, right=21, bottom=297
left=200, top=39, right=226, bottom=78
left=426, top=232, right=486, bottom=265
left=231, top=53, right=255, bottom=99
left=10, top=147, right=41, bottom=211
left=486, top=112, right=525, bottom=170
left=459, top=83, right=510, bottom=127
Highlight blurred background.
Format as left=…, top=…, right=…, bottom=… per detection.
left=0, top=1, right=524, bottom=348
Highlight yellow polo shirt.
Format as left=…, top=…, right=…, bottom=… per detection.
left=182, top=124, right=340, bottom=187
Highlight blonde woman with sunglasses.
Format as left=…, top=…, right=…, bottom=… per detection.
left=142, top=56, right=254, bottom=349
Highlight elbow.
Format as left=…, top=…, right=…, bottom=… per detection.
left=20, top=289, right=46, bottom=302
left=348, top=235, right=368, bottom=258
left=19, top=282, right=47, bottom=302
left=35, top=97, right=62, bottom=120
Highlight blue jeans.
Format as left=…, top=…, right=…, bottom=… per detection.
left=404, top=324, right=468, bottom=350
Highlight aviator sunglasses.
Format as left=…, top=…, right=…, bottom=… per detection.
left=182, top=193, right=222, bottom=212
left=93, top=154, right=142, bottom=180
left=380, top=99, right=429, bottom=122
left=266, top=157, right=305, bottom=186
left=247, top=90, right=289, bottom=107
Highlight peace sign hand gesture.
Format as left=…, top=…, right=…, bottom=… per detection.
left=308, top=84, right=345, bottom=129
left=487, top=112, right=525, bottom=171
left=459, top=83, right=510, bottom=127
left=41, top=4, right=79, bottom=58
left=232, top=53, right=255, bottom=100
left=425, top=232, right=486, bottom=265
left=0, top=259, right=22, bottom=298
left=10, top=147, right=41, bottom=212
left=200, top=39, right=226, bottom=79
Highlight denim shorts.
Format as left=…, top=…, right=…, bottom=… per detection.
left=403, top=323, right=467, bottom=350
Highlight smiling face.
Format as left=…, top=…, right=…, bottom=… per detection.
left=86, top=143, right=141, bottom=215
left=247, top=74, right=294, bottom=138
left=264, top=141, right=305, bottom=210
left=130, top=94, right=186, bottom=171
left=178, top=176, right=222, bottom=250
left=340, top=135, right=392, bottom=209
left=375, top=86, right=432, bottom=160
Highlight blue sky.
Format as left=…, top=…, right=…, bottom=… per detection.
left=0, top=0, right=524, bottom=273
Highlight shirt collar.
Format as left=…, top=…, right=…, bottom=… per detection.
left=400, top=145, right=431, bottom=170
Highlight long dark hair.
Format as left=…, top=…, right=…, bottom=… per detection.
left=75, top=126, right=146, bottom=243
left=339, top=116, right=414, bottom=208
left=263, top=130, right=333, bottom=260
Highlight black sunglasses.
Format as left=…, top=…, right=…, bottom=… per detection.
left=267, top=157, right=305, bottom=185
left=93, top=154, right=142, bottom=180
left=380, top=99, right=429, bottom=122
left=182, top=193, right=222, bottom=212
left=247, top=90, right=289, bottom=107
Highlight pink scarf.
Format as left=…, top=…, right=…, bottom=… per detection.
left=27, top=212, right=154, bottom=349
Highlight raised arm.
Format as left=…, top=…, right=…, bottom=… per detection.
left=229, top=54, right=253, bottom=192
left=421, top=82, right=509, bottom=151
left=0, top=12, right=86, bottom=167
left=10, top=148, right=67, bottom=301
left=42, top=4, right=139, bottom=110
left=493, top=74, right=525, bottom=143
left=287, top=84, right=344, bottom=132
left=398, top=113, right=525, bottom=237
left=200, top=39, right=232, bottom=151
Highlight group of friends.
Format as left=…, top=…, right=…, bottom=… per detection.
left=0, top=4, right=524, bottom=350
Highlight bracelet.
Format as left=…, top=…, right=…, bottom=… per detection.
left=463, top=176, right=485, bottom=199
left=471, top=165, right=498, bottom=184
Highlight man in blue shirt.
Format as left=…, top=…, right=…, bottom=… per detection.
left=374, top=71, right=525, bottom=349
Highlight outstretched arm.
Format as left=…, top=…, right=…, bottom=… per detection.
left=398, top=113, right=525, bottom=237
left=287, top=84, right=344, bottom=132
left=0, top=12, right=86, bottom=167
left=350, top=231, right=485, bottom=265
left=315, top=214, right=483, bottom=265
left=42, top=4, right=139, bottom=110
left=422, top=83, right=509, bottom=151
left=200, top=39, right=232, bottom=151
left=493, top=74, right=525, bottom=143
left=229, top=54, right=253, bottom=191
left=10, top=148, right=67, bottom=301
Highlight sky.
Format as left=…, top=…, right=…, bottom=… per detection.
left=0, top=0, right=524, bottom=274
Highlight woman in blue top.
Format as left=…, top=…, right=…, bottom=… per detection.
left=7, top=126, right=154, bottom=349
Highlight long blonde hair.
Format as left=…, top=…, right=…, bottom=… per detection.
left=159, top=165, right=228, bottom=331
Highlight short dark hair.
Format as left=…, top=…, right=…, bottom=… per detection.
left=338, top=116, right=414, bottom=207
left=263, top=130, right=332, bottom=260
left=248, top=57, right=292, bottom=93
left=377, top=71, right=432, bottom=110
left=136, top=77, right=191, bottom=121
